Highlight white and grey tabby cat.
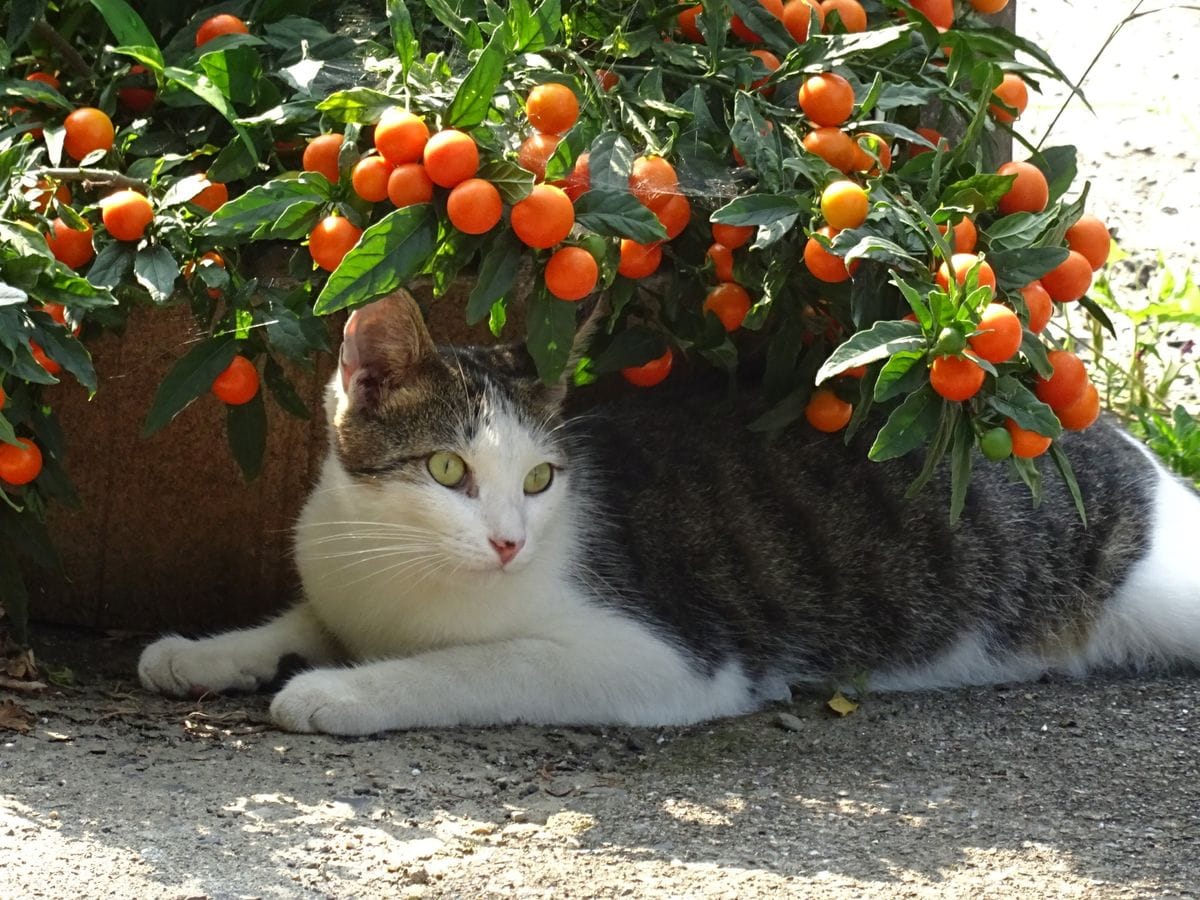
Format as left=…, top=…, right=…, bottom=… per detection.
left=139, top=291, right=1200, bottom=734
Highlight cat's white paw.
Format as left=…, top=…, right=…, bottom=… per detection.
left=138, top=635, right=275, bottom=698
left=270, top=670, right=385, bottom=735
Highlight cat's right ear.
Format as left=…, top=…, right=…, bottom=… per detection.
left=338, top=290, right=436, bottom=410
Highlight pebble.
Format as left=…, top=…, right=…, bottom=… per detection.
left=776, top=713, right=805, bottom=733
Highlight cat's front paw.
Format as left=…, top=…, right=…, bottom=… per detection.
left=138, top=635, right=273, bottom=698
left=270, top=670, right=385, bottom=735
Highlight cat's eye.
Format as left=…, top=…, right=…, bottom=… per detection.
left=427, top=451, right=467, bottom=488
left=523, top=462, right=554, bottom=495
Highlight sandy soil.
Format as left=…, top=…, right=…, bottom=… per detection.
left=3, top=5, right=1200, bottom=899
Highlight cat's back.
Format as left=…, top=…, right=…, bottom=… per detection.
left=567, top=378, right=1188, bottom=684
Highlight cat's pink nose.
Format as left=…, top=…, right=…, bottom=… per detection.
left=489, top=537, right=525, bottom=566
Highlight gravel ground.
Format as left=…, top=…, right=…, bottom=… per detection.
left=4, top=5, right=1200, bottom=899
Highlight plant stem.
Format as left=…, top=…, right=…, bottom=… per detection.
left=31, top=20, right=93, bottom=78
left=34, top=168, right=149, bottom=192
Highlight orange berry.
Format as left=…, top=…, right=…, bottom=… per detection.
left=655, top=193, right=692, bottom=240
left=30, top=341, right=61, bottom=376
left=45, top=217, right=94, bottom=269
left=783, top=0, right=824, bottom=41
left=26, top=71, right=60, bottom=90
left=99, top=190, right=153, bottom=242
left=852, top=132, right=892, bottom=174
left=1021, top=281, right=1053, bottom=333
left=997, top=161, right=1049, bottom=215
left=798, top=72, right=855, bottom=127
left=184, top=251, right=226, bottom=299
left=191, top=176, right=228, bottom=213
left=805, top=388, right=853, bottom=432
left=703, top=283, right=752, bottom=331
left=749, top=50, right=781, bottom=93
left=971, top=0, right=1010, bottom=11
left=560, top=152, right=591, bottom=202
left=510, top=183, right=574, bottom=249
left=936, top=253, right=996, bottom=297
left=1035, top=350, right=1088, bottom=410
left=990, top=73, right=1029, bottom=123
left=1056, top=381, right=1100, bottom=431
left=118, top=64, right=156, bottom=113
left=968, top=303, right=1022, bottom=363
left=1065, top=214, right=1111, bottom=271
left=712, top=222, right=754, bottom=249
left=629, top=156, right=679, bottom=211
left=707, top=243, right=735, bottom=282
left=423, top=129, right=479, bottom=188
left=1041, top=250, right=1093, bottom=303
left=302, top=133, right=344, bottom=184
left=820, top=180, right=869, bottom=230
left=802, top=127, right=859, bottom=173
left=0, top=437, right=43, bottom=486
left=820, top=0, right=867, bottom=32
left=211, top=355, right=259, bottom=406
left=517, top=133, right=562, bottom=182
left=622, top=349, right=674, bottom=387
left=803, top=225, right=854, bottom=283
left=596, top=69, right=619, bottom=91
left=938, top=216, right=977, bottom=254
left=387, top=163, right=434, bottom=207
left=309, top=216, right=363, bottom=272
left=526, top=83, right=579, bottom=134
left=930, top=355, right=985, bottom=402
left=908, top=0, right=954, bottom=29
left=617, top=239, right=662, bottom=279
left=446, top=178, right=503, bottom=235
left=910, top=127, right=946, bottom=156
left=30, top=179, right=70, bottom=212
left=63, top=107, right=114, bottom=161
left=1005, top=419, right=1052, bottom=458
left=374, top=108, right=429, bottom=165
left=351, top=156, right=393, bottom=203
left=196, top=13, right=249, bottom=47
left=544, top=246, right=599, bottom=301
left=678, top=5, right=704, bottom=42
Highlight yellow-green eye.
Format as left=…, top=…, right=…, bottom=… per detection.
left=428, top=451, right=466, bottom=488
left=523, top=462, right=554, bottom=495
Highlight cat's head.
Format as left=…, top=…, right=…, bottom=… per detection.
left=322, top=290, right=579, bottom=576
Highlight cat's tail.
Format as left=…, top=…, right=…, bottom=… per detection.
left=1084, top=460, right=1200, bottom=672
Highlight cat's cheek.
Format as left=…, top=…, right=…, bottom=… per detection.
left=270, top=670, right=383, bottom=735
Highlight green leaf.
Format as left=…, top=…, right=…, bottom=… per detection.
left=949, top=414, right=975, bottom=525
left=573, top=191, right=667, bottom=243
left=711, top=193, right=801, bottom=227
left=0, top=77, right=70, bottom=110
left=588, top=131, right=635, bottom=192
left=467, top=231, right=522, bottom=325
left=426, top=0, right=484, bottom=48
left=1077, top=294, right=1118, bottom=337
left=261, top=304, right=313, bottom=360
left=591, top=326, right=665, bottom=374
left=207, top=134, right=260, bottom=182
left=35, top=327, right=96, bottom=393
left=873, top=350, right=927, bottom=402
left=988, top=375, right=1062, bottom=439
left=817, top=319, right=925, bottom=384
left=476, top=159, right=535, bottom=204
left=226, top=390, right=267, bottom=481
left=940, top=174, right=1015, bottom=213
left=386, top=0, right=418, bottom=72
left=1031, top=145, right=1078, bottom=204
left=162, top=66, right=257, bottom=160
left=869, top=385, right=942, bottom=461
left=505, top=0, right=561, bottom=52
left=446, top=29, right=508, bottom=129
left=1019, top=330, right=1054, bottom=379
left=263, top=357, right=311, bottom=420
left=142, top=335, right=238, bottom=436
left=89, top=0, right=164, bottom=68
left=133, top=244, right=179, bottom=302
left=314, top=206, right=437, bottom=315
left=196, top=176, right=328, bottom=243
left=200, top=46, right=263, bottom=107
left=0, top=283, right=27, bottom=306
left=525, top=289, right=576, bottom=385
left=316, top=88, right=398, bottom=124
left=1050, top=443, right=1087, bottom=526
left=989, top=247, right=1070, bottom=291
left=36, top=265, right=117, bottom=309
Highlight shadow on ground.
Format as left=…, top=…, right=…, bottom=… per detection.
left=1, top=627, right=1196, bottom=898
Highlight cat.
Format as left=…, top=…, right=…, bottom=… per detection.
left=138, top=291, right=1200, bottom=734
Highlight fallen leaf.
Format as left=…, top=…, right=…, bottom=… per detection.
left=0, top=698, right=35, bottom=734
left=827, top=691, right=860, bottom=717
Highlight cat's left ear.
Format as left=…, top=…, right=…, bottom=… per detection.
left=339, top=290, right=437, bottom=410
